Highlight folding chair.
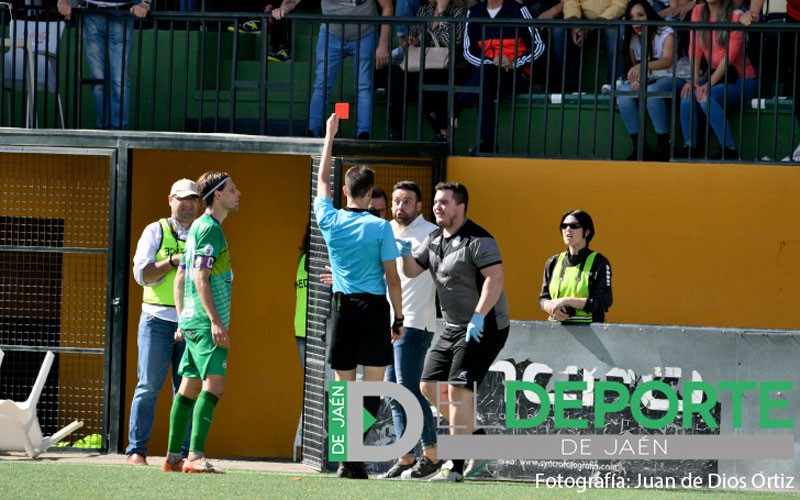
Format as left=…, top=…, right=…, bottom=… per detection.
left=3, top=19, right=66, bottom=128
left=0, top=351, right=83, bottom=458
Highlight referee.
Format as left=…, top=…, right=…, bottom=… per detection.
left=314, top=113, right=404, bottom=480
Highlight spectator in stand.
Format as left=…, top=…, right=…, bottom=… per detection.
left=288, top=0, right=393, bottom=139
left=228, top=0, right=292, bottom=61
left=679, top=0, right=758, bottom=160
left=387, top=0, right=470, bottom=142
left=457, top=0, right=545, bottom=154
left=552, top=0, right=626, bottom=93
left=520, top=0, right=565, bottom=92
left=740, top=0, right=800, bottom=162
left=57, top=0, right=152, bottom=130
left=616, top=0, right=684, bottom=161
left=391, top=0, right=422, bottom=64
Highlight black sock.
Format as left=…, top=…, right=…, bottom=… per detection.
left=451, top=459, right=465, bottom=474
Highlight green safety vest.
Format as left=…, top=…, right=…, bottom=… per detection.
left=142, top=218, right=185, bottom=306
left=548, top=251, right=597, bottom=323
left=294, top=253, right=308, bottom=338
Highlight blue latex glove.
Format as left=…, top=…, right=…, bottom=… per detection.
left=396, top=239, right=412, bottom=258
left=466, top=313, right=485, bottom=343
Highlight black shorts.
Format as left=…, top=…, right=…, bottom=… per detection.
left=328, top=292, right=393, bottom=370
left=420, top=325, right=509, bottom=389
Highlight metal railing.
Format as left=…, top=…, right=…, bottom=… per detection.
left=0, top=6, right=798, bottom=161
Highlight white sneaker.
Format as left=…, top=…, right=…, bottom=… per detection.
left=601, top=83, right=613, bottom=94
left=781, top=155, right=800, bottom=163
left=464, top=458, right=489, bottom=478
left=428, top=467, right=463, bottom=482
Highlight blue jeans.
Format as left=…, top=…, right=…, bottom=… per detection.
left=617, top=77, right=684, bottom=135
left=394, top=0, right=420, bottom=39
left=83, top=12, right=134, bottom=130
left=126, top=312, right=190, bottom=457
left=680, top=77, right=758, bottom=149
left=179, top=0, right=196, bottom=10
left=384, top=327, right=436, bottom=452
left=308, top=26, right=374, bottom=137
left=551, top=25, right=622, bottom=89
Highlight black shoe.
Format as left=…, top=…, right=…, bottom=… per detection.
left=431, top=132, right=447, bottom=143
left=336, top=462, right=352, bottom=478
left=378, top=460, right=415, bottom=479
left=357, top=132, right=371, bottom=140
left=347, top=461, right=369, bottom=479
left=306, top=129, right=318, bottom=138
left=678, top=145, right=698, bottom=159
left=388, top=128, right=402, bottom=141
left=399, top=456, right=442, bottom=480
left=721, top=147, right=739, bottom=161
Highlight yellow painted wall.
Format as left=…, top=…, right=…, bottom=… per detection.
left=127, top=150, right=310, bottom=458
left=447, top=158, right=800, bottom=330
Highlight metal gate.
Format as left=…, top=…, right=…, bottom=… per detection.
left=301, top=152, right=446, bottom=471
left=0, top=146, right=119, bottom=451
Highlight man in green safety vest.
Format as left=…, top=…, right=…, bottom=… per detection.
left=126, top=179, right=200, bottom=465
left=539, top=209, right=613, bottom=323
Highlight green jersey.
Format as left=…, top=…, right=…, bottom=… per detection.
left=179, top=214, right=233, bottom=330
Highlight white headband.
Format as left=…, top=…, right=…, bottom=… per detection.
left=202, top=176, right=229, bottom=201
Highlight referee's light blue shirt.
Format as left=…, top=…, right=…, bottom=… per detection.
left=314, top=196, right=399, bottom=295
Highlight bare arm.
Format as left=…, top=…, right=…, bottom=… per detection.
left=174, top=266, right=186, bottom=319
left=273, top=0, right=301, bottom=20
left=401, top=254, right=425, bottom=278
left=474, top=263, right=504, bottom=316
left=740, top=0, right=765, bottom=25
left=317, top=114, right=339, bottom=200
left=194, top=268, right=229, bottom=347
left=384, top=261, right=404, bottom=334
left=375, top=0, right=394, bottom=70
left=647, top=32, right=675, bottom=71
left=173, top=266, right=186, bottom=340
left=142, top=252, right=181, bottom=284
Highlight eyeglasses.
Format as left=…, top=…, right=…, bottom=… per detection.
left=560, top=222, right=582, bottom=230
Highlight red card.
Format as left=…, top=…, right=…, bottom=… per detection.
left=335, top=102, right=350, bottom=119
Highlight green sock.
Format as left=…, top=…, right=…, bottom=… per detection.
left=190, top=391, right=220, bottom=454
left=168, top=393, right=195, bottom=454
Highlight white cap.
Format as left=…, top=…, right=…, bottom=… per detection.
left=170, top=179, right=200, bottom=199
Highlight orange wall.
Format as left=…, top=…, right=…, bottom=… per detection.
left=127, top=150, right=310, bottom=458
left=447, top=158, right=800, bottom=330
left=126, top=152, right=800, bottom=459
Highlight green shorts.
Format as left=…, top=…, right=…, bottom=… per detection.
left=178, top=328, right=228, bottom=380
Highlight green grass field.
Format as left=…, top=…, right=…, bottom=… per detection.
left=0, top=462, right=797, bottom=500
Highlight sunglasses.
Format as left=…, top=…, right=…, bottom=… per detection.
left=561, top=222, right=582, bottom=230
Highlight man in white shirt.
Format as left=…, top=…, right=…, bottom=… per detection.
left=125, top=179, right=199, bottom=465
left=379, top=181, right=442, bottom=480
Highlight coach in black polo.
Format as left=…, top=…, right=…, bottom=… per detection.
left=401, top=181, right=509, bottom=483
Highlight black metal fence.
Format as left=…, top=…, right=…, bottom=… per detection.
left=0, top=4, right=798, bottom=162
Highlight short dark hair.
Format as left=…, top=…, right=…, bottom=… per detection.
left=371, top=186, right=387, bottom=204
left=435, top=181, right=468, bottom=214
left=560, top=209, right=595, bottom=244
left=197, top=171, right=230, bottom=208
left=392, top=180, right=422, bottom=204
left=345, top=165, right=375, bottom=199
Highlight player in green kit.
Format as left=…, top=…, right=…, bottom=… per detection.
left=163, top=171, right=241, bottom=474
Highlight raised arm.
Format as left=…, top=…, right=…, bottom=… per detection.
left=317, top=113, right=339, bottom=200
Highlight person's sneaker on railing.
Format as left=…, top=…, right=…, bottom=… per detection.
left=227, top=20, right=261, bottom=34
left=268, top=48, right=291, bottom=62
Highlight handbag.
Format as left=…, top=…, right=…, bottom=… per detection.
left=403, top=30, right=449, bottom=72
